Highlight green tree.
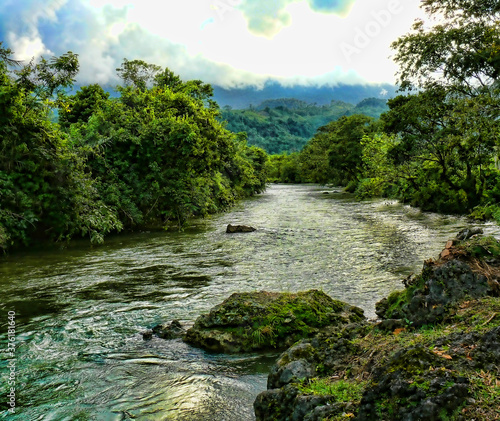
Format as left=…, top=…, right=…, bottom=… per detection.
left=116, top=58, right=161, bottom=91
left=355, top=133, right=399, bottom=199
left=327, top=115, right=377, bottom=187
left=59, top=84, right=110, bottom=128
left=393, top=0, right=499, bottom=94
left=298, top=135, right=333, bottom=184
left=72, top=66, right=267, bottom=229
left=266, top=153, right=303, bottom=183
left=382, top=0, right=500, bottom=213
left=15, top=51, right=79, bottom=102
left=0, top=46, right=121, bottom=251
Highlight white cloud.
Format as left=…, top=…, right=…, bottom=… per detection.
left=7, top=34, right=52, bottom=59
left=4, top=0, right=68, bottom=60
left=0, top=0, right=426, bottom=88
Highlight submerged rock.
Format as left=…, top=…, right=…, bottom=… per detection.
left=142, top=329, right=153, bottom=340
left=226, top=224, right=256, bottom=233
left=146, top=320, right=186, bottom=340
left=183, top=290, right=365, bottom=353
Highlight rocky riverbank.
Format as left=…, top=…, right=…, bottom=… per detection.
left=148, top=231, right=500, bottom=420
left=254, top=233, right=500, bottom=420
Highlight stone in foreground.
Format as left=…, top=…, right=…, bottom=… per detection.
left=226, top=224, right=256, bottom=233
left=183, top=290, right=365, bottom=353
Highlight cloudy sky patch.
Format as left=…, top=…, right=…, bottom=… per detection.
left=0, top=0, right=425, bottom=88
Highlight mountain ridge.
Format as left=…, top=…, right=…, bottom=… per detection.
left=213, top=82, right=397, bottom=109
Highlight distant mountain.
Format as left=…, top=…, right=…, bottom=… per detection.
left=213, top=82, right=397, bottom=109
left=220, top=97, right=389, bottom=154
left=255, top=98, right=311, bottom=111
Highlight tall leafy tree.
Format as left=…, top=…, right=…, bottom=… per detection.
left=296, top=115, right=377, bottom=185
left=379, top=0, right=500, bottom=213
left=327, top=115, right=377, bottom=186
left=15, top=51, right=79, bottom=104
left=72, top=64, right=267, bottom=229
left=393, top=0, right=500, bottom=94
left=116, top=58, right=161, bottom=91
left=0, top=46, right=121, bottom=251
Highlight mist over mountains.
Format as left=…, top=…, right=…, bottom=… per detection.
left=212, top=82, right=397, bottom=109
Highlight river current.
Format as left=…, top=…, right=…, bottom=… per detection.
left=1, top=184, right=499, bottom=420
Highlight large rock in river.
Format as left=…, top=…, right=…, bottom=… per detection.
left=226, top=224, right=256, bottom=233
left=183, top=290, right=365, bottom=353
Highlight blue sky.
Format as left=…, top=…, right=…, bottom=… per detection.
left=0, top=0, right=425, bottom=88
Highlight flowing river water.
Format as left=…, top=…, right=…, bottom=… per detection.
left=1, top=184, right=500, bottom=420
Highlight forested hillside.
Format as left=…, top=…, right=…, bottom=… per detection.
left=0, top=48, right=267, bottom=252
left=268, top=1, right=500, bottom=222
left=220, top=97, right=388, bottom=154
left=212, top=83, right=397, bottom=109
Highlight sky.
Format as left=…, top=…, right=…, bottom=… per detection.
left=0, top=0, right=426, bottom=89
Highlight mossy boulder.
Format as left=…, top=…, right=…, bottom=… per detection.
left=357, top=346, right=470, bottom=420
left=376, top=234, right=500, bottom=327
left=183, top=290, right=365, bottom=353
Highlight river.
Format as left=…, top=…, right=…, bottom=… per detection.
left=1, top=184, right=499, bottom=420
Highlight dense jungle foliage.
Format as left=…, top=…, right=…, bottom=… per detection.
left=0, top=49, right=267, bottom=252
left=2, top=0, right=498, bottom=251
left=268, top=0, right=500, bottom=220
left=220, top=97, right=388, bottom=154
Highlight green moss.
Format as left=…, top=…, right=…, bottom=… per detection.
left=374, top=394, right=418, bottom=419
left=384, top=290, right=406, bottom=318
left=188, top=290, right=364, bottom=352
left=467, top=371, right=500, bottom=419
left=458, top=235, right=500, bottom=258
left=278, top=295, right=500, bottom=421
left=386, top=346, right=437, bottom=375
left=316, top=362, right=326, bottom=375
left=383, top=268, right=432, bottom=319
left=298, top=378, right=366, bottom=402
left=244, top=291, right=362, bottom=348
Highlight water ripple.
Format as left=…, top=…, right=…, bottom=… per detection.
left=1, top=184, right=499, bottom=420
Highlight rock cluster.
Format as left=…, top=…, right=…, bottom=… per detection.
left=375, top=259, right=491, bottom=327
left=142, top=319, right=185, bottom=340
left=376, top=234, right=500, bottom=327
left=253, top=232, right=500, bottom=420
left=147, top=231, right=499, bottom=420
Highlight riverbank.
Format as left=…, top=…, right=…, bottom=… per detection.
left=252, top=233, right=500, bottom=420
